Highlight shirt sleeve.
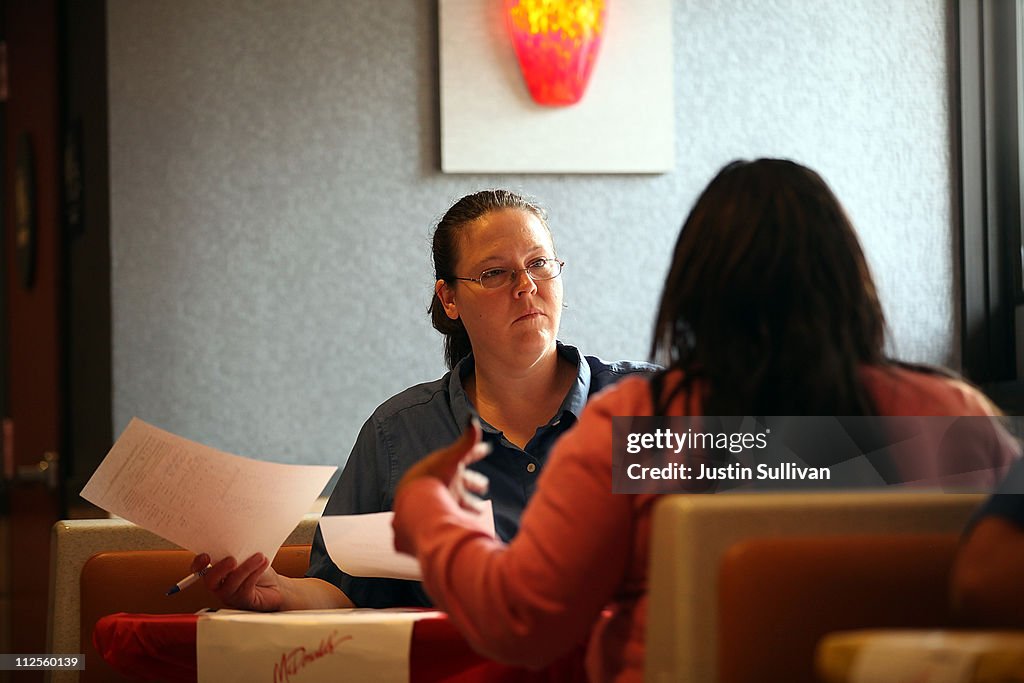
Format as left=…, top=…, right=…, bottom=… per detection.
left=393, top=389, right=636, bottom=668
left=307, top=416, right=432, bottom=607
left=974, top=458, right=1024, bottom=528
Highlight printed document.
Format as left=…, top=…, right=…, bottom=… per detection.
left=81, top=417, right=336, bottom=564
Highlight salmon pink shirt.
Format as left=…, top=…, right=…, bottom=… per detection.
left=393, top=366, right=1016, bottom=683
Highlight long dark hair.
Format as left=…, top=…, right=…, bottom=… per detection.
left=650, top=159, right=887, bottom=416
left=428, top=189, right=550, bottom=370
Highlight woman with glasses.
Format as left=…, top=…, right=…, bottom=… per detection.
left=189, top=189, right=655, bottom=611
left=390, top=160, right=1016, bottom=683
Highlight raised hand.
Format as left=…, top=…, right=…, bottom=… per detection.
left=396, top=418, right=491, bottom=513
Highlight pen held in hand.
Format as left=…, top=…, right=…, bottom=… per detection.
left=166, top=564, right=212, bottom=596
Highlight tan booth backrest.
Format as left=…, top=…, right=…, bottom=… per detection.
left=644, top=492, right=983, bottom=683
left=47, top=514, right=319, bottom=683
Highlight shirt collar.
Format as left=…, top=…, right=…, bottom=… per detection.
left=555, top=341, right=591, bottom=421
left=446, top=341, right=593, bottom=431
left=448, top=354, right=478, bottom=430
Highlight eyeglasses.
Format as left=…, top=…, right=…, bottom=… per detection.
left=452, top=258, right=565, bottom=290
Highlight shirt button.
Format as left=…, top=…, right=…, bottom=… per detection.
left=526, top=463, right=537, bottom=473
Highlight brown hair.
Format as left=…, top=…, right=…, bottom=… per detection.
left=650, top=159, right=887, bottom=415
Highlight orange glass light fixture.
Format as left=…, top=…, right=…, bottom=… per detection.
left=505, top=0, right=607, bottom=106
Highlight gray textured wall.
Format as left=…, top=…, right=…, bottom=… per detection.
left=108, top=0, right=955, bottom=467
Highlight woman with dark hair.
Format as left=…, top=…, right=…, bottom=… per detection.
left=189, top=189, right=654, bottom=611
left=648, top=158, right=886, bottom=417
left=390, top=160, right=1015, bottom=682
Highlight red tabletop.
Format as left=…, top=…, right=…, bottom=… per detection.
left=93, top=612, right=587, bottom=683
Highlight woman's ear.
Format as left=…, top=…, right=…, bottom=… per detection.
left=435, top=280, right=459, bottom=320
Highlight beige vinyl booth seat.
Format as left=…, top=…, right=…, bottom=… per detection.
left=644, top=492, right=985, bottom=683
left=46, top=514, right=319, bottom=683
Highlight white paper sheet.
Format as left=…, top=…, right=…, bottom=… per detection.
left=197, top=609, right=441, bottom=683
left=319, top=501, right=494, bottom=580
left=80, top=417, right=336, bottom=564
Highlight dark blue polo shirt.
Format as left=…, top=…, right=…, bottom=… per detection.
left=306, top=342, right=657, bottom=607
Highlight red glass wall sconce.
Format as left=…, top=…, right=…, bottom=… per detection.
left=505, top=0, right=607, bottom=106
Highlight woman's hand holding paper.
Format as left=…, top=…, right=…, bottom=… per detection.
left=190, top=552, right=285, bottom=612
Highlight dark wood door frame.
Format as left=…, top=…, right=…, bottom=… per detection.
left=3, top=0, right=64, bottom=669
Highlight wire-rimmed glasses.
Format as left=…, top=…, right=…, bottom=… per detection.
left=452, top=258, right=565, bottom=290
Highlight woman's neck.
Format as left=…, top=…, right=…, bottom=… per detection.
left=466, top=345, right=576, bottom=450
